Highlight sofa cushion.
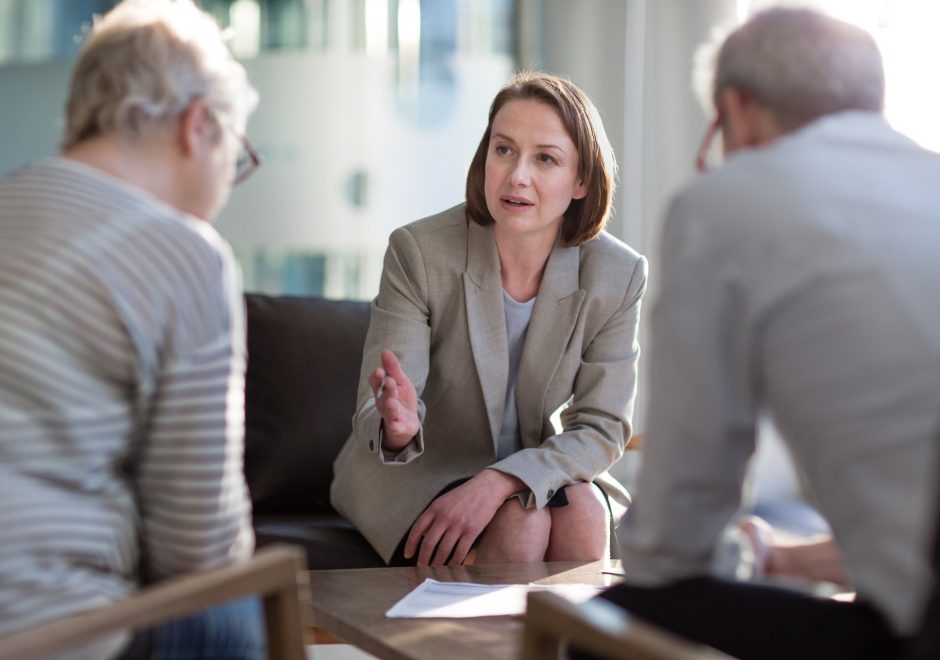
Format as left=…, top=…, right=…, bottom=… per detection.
left=244, top=294, right=370, bottom=515
left=254, top=515, right=384, bottom=569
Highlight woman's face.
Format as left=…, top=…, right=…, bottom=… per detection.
left=483, top=99, right=586, bottom=244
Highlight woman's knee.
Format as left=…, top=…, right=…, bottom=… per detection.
left=476, top=498, right=551, bottom=563
left=546, top=483, right=610, bottom=561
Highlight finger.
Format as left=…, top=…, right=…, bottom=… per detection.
left=404, top=514, right=432, bottom=559
left=376, top=380, right=399, bottom=417
left=431, top=530, right=461, bottom=566
left=368, top=368, right=385, bottom=394
left=385, top=394, right=403, bottom=419
left=417, top=525, right=446, bottom=567
left=447, top=536, right=475, bottom=567
left=381, top=350, right=411, bottom=389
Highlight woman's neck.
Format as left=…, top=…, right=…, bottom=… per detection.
left=495, top=229, right=556, bottom=302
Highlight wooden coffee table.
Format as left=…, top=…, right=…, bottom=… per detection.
left=307, top=559, right=623, bottom=660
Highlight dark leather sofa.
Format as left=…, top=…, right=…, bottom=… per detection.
left=243, top=293, right=385, bottom=570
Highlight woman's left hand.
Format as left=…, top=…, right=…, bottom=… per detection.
left=404, top=469, right=525, bottom=566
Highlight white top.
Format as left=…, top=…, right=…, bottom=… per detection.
left=618, top=112, right=940, bottom=635
left=0, top=159, right=253, bottom=650
left=496, top=290, right=536, bottom=460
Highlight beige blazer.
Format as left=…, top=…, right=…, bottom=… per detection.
left=330, top=204, right=647, bottom=562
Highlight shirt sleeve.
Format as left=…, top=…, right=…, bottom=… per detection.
left=135, top=237, right=254, bottom=581
left=617, top=192, right=759, bottom=585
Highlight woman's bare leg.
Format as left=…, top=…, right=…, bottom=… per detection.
left=475, top=497, right=551, bottom=563
left=545, top=482, right=609, bottom=561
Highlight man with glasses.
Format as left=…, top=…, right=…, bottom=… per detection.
left=0, top=1, right=264, bottom=657
left=594, top=7, right=940, bottom=660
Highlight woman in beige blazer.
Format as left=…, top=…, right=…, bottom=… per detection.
left=331, top=72, right=647, bottom=566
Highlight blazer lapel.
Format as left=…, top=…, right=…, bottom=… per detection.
left=516, top=242, right=585, bottom=445
left=463, top=221, right=509, bottom=447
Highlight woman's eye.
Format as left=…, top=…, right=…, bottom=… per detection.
left=494, top=145, right=511, bottom=156
left=538, top=153, right=557, bottom=164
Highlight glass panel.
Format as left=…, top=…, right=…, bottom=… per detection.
left=0, top=0, right=55, bottom=63
left=238, top=249, right=370, bottom=299
left=0, top=0, right=514, bottom=62
left=229, top=0, right=262, bottom=59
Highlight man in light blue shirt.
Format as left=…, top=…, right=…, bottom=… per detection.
left=599, top=8, right=940, bottom=659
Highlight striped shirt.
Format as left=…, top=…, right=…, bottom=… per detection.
left=0, top=158, right=254, bottom=648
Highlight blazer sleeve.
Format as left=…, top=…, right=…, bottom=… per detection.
left=492, top=254, right=648, bottom=508
left=350, top=226, right=430, bottom=464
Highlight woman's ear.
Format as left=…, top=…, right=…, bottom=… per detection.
left=572, top=179, right=588, bottom=200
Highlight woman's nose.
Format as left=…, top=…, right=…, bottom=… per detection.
left=507, top=159, right=531, bottom=186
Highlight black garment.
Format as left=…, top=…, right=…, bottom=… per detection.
left=571, top=577, right=909, bottom=660
left=908, top=468, right=940, bottom=660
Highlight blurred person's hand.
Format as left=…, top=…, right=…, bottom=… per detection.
left=739, top=515, right=848, bottom=588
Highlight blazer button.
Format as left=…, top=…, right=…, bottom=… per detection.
left=369, top=440, right=375, bottom=451
left=547, top=489, right=555, bottom=499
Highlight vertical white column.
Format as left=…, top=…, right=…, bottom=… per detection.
left=620, top=0, right=647, bottom=252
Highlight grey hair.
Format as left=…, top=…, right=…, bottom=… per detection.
left=703, top=7, right=884, bottom=129
left=62, top=0, right=258, bottom=149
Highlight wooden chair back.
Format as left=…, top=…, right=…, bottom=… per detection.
left=0, top=545, right=310, bottom=660
left=523, top=590, right=730, bottom=660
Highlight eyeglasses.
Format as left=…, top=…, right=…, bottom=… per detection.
left=205, top=106, right=262, bottom=185
left=233, top=133, right=262, bottom=185
left=695, top=114, right=722, bottom=173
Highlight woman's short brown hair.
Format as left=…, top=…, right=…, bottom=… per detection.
left=465, top=71, right=617, bottom=247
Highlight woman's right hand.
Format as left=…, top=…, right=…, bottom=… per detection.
left=368, top=349, right=420, bottom=451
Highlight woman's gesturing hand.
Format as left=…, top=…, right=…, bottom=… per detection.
left=368, top=349, right=421, bottom=451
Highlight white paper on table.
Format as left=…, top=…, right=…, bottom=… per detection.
left=384, top=578, right=605, bottom=618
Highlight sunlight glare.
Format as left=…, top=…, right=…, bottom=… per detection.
left=822, top=0, right=940, bottom=153
left=229, top=0, right=261, bottom=59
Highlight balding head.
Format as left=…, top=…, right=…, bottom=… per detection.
left=709, top=7, right=884, bottom=131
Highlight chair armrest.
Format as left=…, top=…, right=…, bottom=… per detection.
left=523, top=590, right=729, bottom=660
left=0, top=545, right=310, bottom=660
